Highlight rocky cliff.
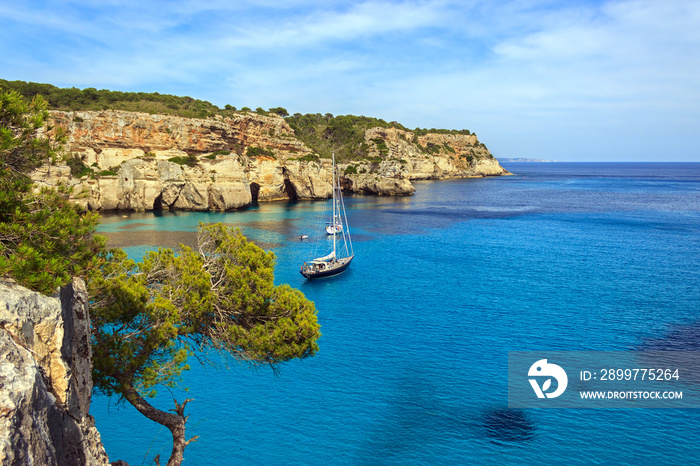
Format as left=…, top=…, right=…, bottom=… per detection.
left=34, top=110, right=509, bottom=212
left=0, top=279, right=110, bottom=466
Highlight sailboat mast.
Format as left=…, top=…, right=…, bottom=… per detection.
left=332, top=152, right=337, bottom=257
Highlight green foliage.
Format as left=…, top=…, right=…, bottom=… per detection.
left=168, top=154, right=198, bottom=167
left=0, top=79, right=233, bottom=119
left=0, top=187, right=106, bottom=294
left=268, top=107, right=289, bottom=117
left=1, top=88, right=321, bottom=465
left=289, top=154, right=320, bottom=163
left=412, top=127, right=471, bottom=136
left=65, top=155, right=93, bottom=178
left=371, top=138, right=389, bottom=155
left=98, top=169, right=118, bottom=176
left=285, top=113, right=407, bottom=162
left=0, top=89, right=104, bottom=294
left=0, top=90, right=64, bottom=200
left=344, top=165, right=358, bottom=174
left=211, top=150, right=231, bottom=156
left=246, top=146, right=275, bottom=158
left=423, top=143, right=442, bottom=155
left=90, top=223, right=320, bottom=398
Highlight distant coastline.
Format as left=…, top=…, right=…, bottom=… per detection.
left=499, top=158, right=558, bottom=162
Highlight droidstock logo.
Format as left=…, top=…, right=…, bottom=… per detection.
left=528, top=359, right=568, bottom=399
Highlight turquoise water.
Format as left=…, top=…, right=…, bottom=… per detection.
left=92, top=163, right=700, bottom=465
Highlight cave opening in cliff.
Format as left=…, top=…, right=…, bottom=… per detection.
left=153, top=193, right=164, bottom=211
left=283, top=179, right=298, bottom=200
left=250, top=183, right=260, bottom=203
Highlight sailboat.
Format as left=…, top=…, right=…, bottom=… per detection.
left=300, top=152, right=354, bottom=279
left=325, top=216, right=343, bottom=235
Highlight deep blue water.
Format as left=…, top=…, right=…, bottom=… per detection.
left=92, top=162, right=700, bottom=465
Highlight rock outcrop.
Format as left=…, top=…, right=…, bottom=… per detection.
left=34, top=110, right=510, bottom=212
left=0, top=279, right=110, bottom=466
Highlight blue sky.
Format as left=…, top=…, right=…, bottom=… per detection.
left=1, top=0, right=699, bottom=161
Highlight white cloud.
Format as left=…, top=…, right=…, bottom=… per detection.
left=1, top=0, right=699, bottom=161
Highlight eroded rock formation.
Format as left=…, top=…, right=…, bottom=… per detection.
left=34, top=110, right=510, bottom=211
left=0, top=279, right=110, bottom=466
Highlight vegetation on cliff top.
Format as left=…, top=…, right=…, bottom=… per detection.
left=1, top=79, right=482, bottom=162
left=0, top=88, right=321, bottom=466
left=0, top=79, right=232, bottom=119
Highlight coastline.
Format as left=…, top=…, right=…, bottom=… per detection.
left=32, top=110, right=510, bottom=212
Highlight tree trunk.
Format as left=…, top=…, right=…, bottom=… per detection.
left=122, top=385, right=197, bottom=466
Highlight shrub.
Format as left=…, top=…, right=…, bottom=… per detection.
left=269, top=107, right=289, bottom=117
left=246, top=146, right=275, bottom=158
left=290, top=154, right=320, bottom=163
left=168, top=154, right=198, bottom=167
left=371, top=138, right=389, bottom=155
left=65, top=155, right=93, bottom=178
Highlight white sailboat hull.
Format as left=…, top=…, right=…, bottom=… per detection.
left=325, top=224, right=343, bottom=235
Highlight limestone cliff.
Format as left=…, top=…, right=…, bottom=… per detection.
left=35, top=110, right=509, bottom=211
left=0, top=279, right=110, bottom=465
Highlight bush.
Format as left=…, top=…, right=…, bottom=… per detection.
left=269, top=107, right=289, bottom=117
left=246, top=146, right=275, bottom=158
left=168, top=154, right=198, bottom=167
left=65, top=155, right=93, bottom=178
left=290, top=154, right=320, bottom=163
left=371, top=138, right=389, bottom=155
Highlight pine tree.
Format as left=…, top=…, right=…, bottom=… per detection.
left=0, top=89, right=321, bottom=466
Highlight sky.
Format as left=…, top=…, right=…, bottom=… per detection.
left=1, top=0, right=699, bottom=162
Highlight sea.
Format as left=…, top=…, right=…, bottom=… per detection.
left=92, top=162, right=700, bottom=465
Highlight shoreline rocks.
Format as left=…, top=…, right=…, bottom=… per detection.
left=0, top=279, right=111, bottom=466
left=34, top=110, right=510, bottom=212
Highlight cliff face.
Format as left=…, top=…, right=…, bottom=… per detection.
left=35, top=110, right=509, bottom=211
left=0, top=279, right=110, bottom=466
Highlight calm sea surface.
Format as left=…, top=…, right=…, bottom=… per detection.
left=93, top=162, right=700, bottom=465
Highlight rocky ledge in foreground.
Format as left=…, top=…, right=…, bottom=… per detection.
left=34, top=110, right=509, bottom=212
left=0, top=279, right=111, bottom=465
